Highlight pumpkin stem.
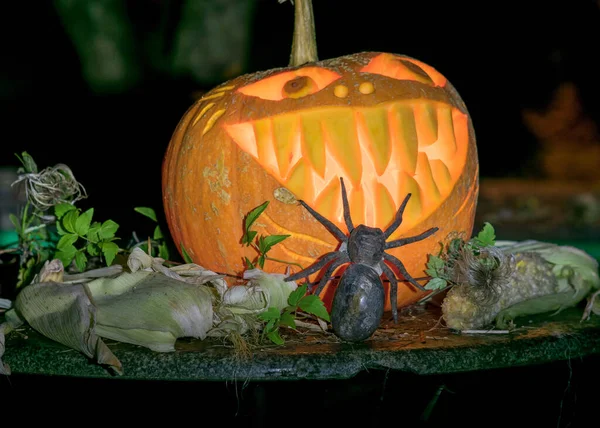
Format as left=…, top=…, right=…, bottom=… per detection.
left=289, top=0, right=318, bottom=66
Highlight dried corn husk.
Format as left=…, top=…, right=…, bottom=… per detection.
left=582, top=289, right=600, bottom=320
left=209, top=269, right=298, bottom=338
left=242, top=268, right=297, bottom=312
left=0, top=309, right=24, bottom=375
left=1, top=256, right=299, bottom=373
left=4, top=255, right=217, bottom=374
left=86, top=271, right=214, bottom=352
left=14, top=279, right=124, bottom=374
left=442, top=240, right=600, bottom=330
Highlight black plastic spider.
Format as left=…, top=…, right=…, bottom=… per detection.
left=285, top=177, right=439, bottom=341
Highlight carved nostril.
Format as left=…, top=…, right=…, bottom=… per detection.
left=359, top=82, right=375, bottom=95
left=334, top=84, right=349, bottom=98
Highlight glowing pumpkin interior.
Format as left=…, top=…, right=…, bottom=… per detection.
left=223, top=53, right=469, bottom=234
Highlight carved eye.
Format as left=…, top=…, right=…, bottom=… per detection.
left=238, top=67, right=342, bottom=101
left=360, top=53, right=447, bottom=87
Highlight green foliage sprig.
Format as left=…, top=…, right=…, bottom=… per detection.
left=257, top=284, right=330, bottom=345
left=54, top=204, right=120, bottom=271
left=7, top=152, right=88, bottom=286
left=241, top=201, right=293, bottom=269
left=425, top=222, right=497, bottom=291
left=133, top=207, right=170, bottom=260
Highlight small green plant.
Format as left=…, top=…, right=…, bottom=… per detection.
left=257, top=284, right=330, bottom=344
left=180, top=243, right=193, bottom=264
left=241, top=201, right=294, bottom=269
left=7, top=152, right=87, bottom=287
left=54, top=203, right=120, bottom=272
left=425, top=222, right=497, bottom=291
left=133, top=207, right=170, bottom=260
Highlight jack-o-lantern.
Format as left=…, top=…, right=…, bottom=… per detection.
left=162, top=0, right=479, bottom=311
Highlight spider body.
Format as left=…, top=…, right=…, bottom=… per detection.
left=285, top=177, right=439, bottom=342
left=330, top=263, right=386, bottom=341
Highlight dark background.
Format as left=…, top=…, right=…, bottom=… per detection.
left=2, top=0, right=600, bottom=238
left=1, top=1, right=599, bottom=423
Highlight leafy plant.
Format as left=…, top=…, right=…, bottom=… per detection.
left=241, top=201, right=292, bottom=269
left=7, top=152, right=86, bottom=287
left=257, top=284, right=330, bottom=344
left=54, top=203, right=120, bottom=272
left=133, top=207, right=170, bottom=260
left=425, top=222, right=497, bottom=291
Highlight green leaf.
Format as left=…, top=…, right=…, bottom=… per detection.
left=266, top=329, right=284, bottom=345
left=74, top=251, right=88, bottom=272
left=62, top=210, right=80, bottom=234
left=56, top=245, right=77, bottom=267
left=54, top=203, right=77, bottom=219
left=257, top=255, right=265, bottom=269
left=475, top=222, right=496, bottom=247
left=101, top=242, right=119, bottom=266
left=153, top=225, right=163, bottom=240
left=87, top=243, right=100, bottom=256
left=259, top=234, right=290, bottom=254
left=279, top=311, right=296, bottom=329
left=87, top=222, right=101, bottom=243
left=258, top=307, right=281, bottom=322
left=245, top=201, right=269, bottom=232
left=134, top=207, right=158, bottom=222
left=425, top=277, right=448, bottom=291
left=244, top=257, right=255, bottom=269
left=56, top=220, right=67, bottom=235
left=57, top=233, right=78, bottom=250
left=425, top=255, right=445, bottom=278
left=427, top=255, right=445, bottom=270
left=75, top=208, right=94, bottom=236
left=242, top=230, right=257, bottom=246
left=98, top=219, right=119, bottom=240
left=9, top=214, right=20, bottom=233
left=265, top=318, right=277, bottom=332
left=158, top=243, right=169, bottom=260
left=298, top=295, right=330, bottom=321
left=17, top=257, right=37, bottom=288
left=16, top=151, right=38, bottom=173
left=448, top=238, right=464, bottom=254
left=288, top=284, right=307, bottom=307
left=180, top=243, right=193, bottom=264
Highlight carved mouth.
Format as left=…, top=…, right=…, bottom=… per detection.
left=225, top=100, right=469, bottom=231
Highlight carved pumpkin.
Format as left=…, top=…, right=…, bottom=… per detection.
left=162, top=2, right=479, bottom=311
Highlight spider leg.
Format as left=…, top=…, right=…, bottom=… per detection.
left=285, top=251, right=342, bottom=282
left=382, top=252, right=427, bottom=291
left=297, top=200, right=347, bottom=242
left=383, top=193, right=412, bottom=239
left=380, top=261, right=399, bottom=323
left=339, top=177, right=354, bottom=233
left=385, top=227, right=439, bottom=250
left=312, top=252, right=350, bottom=296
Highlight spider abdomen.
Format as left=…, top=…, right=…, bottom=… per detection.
left=331, top=263, right=385, bottom=342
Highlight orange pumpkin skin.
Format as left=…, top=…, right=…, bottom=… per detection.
left=162, top=51, right=479, bottom=311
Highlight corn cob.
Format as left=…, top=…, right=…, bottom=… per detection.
left=441, top=240, right=600, bottom=330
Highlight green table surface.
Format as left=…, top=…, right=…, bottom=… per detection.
left=3, top=305, right=599, bottom=382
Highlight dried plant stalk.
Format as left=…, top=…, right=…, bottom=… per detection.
left=12, top=163, right=87, bottom=211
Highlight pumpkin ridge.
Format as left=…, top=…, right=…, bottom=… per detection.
left=452, top=164, right=480, bottom=220
left=261, top=212, right=337, bottom=248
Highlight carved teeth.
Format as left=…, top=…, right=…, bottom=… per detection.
left=225, top=100, right=468, bottom=231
